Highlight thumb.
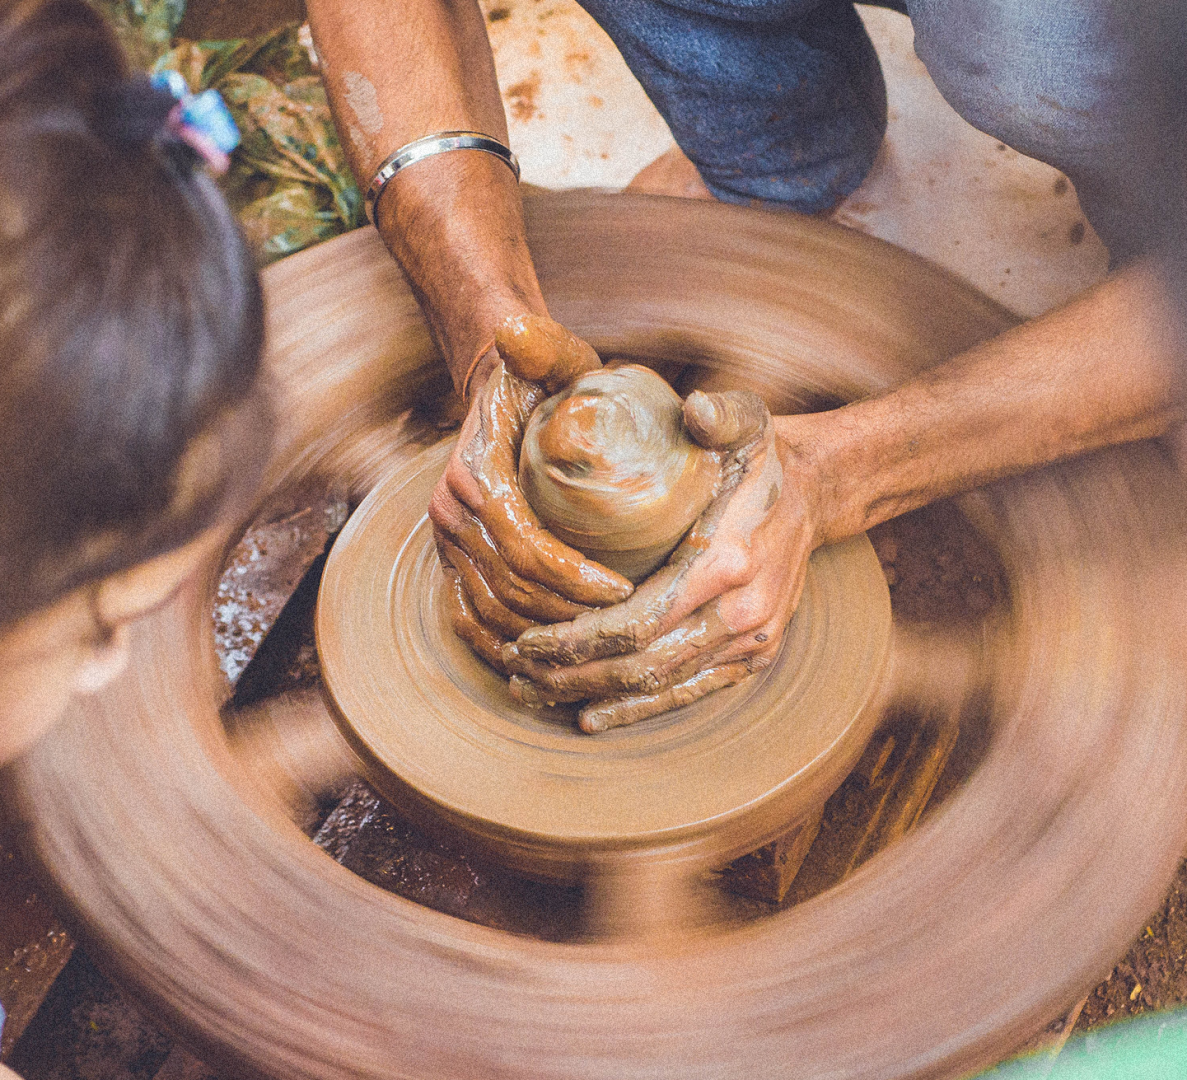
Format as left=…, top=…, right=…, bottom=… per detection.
left=495, top=314, right=601, bottom=392
left=683, top=389, right=770, bottom=451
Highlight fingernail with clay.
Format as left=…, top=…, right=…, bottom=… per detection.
left=578, top=704, right=614, bottom=734
left=501, top=641, right=524, bottom=671
left=515, top=625, right=573, bottom=664
left=509, top=674, right=544, bottom=708
left=513, top=627, right=545, bottom=659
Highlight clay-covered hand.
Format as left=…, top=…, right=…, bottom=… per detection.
left=504, top=391, right=817, bottom=732
left=431, top=315, right=634, bottom=671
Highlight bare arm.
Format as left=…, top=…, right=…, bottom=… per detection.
left=305, top=0, right=633, bottom=620
left=794, top=261, right=1180, bottom=543
left=301, top=6, right=1181, bottom=725
left=305, top=0, right=544, bottom=388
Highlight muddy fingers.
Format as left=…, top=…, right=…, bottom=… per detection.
left=496, top=314, right=601, bottom=391
left=436, top=538, right=538, bottom=639
left=507, top=604, right=737, bottom=701
left=436, top=518, right=589, bottom=623
left=457, top=364, right=635, bottom=607
left=442, top=568, right=509, bottom=672
left=512, top=392, right=777, bottom=668
left=514, top=562, right=689, bottom=665
left=578, top=662, right=753, bottom=733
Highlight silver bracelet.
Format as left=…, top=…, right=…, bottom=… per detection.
left=364, top=130, right=521, bottom=225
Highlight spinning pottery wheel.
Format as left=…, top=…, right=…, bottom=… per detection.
left=5, top=192, right=1187, bottom=1079
left=318, top=438, right=889, bottom=918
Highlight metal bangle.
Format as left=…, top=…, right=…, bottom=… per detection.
left=364, top=131, right=521, bottom=225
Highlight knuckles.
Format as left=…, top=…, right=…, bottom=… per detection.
left=427, top=482, right=455, bottom=530
left=701, top=545, right=758, bottom=594
left=443, top=453, right=476, bottom=497
left=720, top=592, right=776, bottom=635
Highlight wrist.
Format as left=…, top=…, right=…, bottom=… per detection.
left=372, top=151, right=548, bottom=394
left=772, top=413, right=841, bottom=548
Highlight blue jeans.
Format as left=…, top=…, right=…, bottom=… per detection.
left=577, top=0, right=1184, bottom=256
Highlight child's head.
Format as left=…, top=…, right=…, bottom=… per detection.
left=0, top=0, right=269, bottom=762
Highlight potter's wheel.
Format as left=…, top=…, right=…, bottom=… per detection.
left=5, top=192, right=1187, bottom=1080
left=317, top=437, right=890, bottom=892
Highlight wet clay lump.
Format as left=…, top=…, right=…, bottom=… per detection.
left=519, top=364, right=720, bottom=582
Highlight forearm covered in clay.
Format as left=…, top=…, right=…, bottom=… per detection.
left=783, top=261, right=1182, bottom=546
left=305, top=0, right=546, bottom=389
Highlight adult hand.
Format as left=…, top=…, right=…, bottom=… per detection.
left=431, top=315, right=635, bottom=671
left=504, top=392, right=820, bottom=732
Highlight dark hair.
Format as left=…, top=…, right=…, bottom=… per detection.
left=0, top=0, right=268, bottom=626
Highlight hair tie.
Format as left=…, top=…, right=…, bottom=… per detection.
left=97, top=72, right=240, bottom=176
left=150, top=70, right=240, bottom=175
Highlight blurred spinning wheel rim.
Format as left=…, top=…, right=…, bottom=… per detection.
left=3, top=192, right=1187, bottom=1080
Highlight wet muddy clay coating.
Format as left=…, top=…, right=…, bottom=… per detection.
left=519, top=364, right=720, bottom=582
left=5, top=194, right=1187, bottom=1080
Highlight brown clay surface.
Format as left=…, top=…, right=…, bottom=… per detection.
left=225, top=492, right=1187, bottom=1045
left=9, top=491, right=1187, bottom=1077
left=519, top=364, right=721, bottom=581
left=5, top=194, right=1187, bottom=1080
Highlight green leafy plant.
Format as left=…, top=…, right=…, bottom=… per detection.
left=91, top=0, right=364, bottom=264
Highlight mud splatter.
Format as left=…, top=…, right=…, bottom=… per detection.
left=565, top=49, right=591, bottom=80
left=506, top=73, right=541, bottom=122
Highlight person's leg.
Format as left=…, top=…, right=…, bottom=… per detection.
left=906, top=0, right=1185, bottom=260
left=579, top=0, right=887, bottom=214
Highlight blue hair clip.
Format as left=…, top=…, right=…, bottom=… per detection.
left=150, top=70, right=240, bottom=174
